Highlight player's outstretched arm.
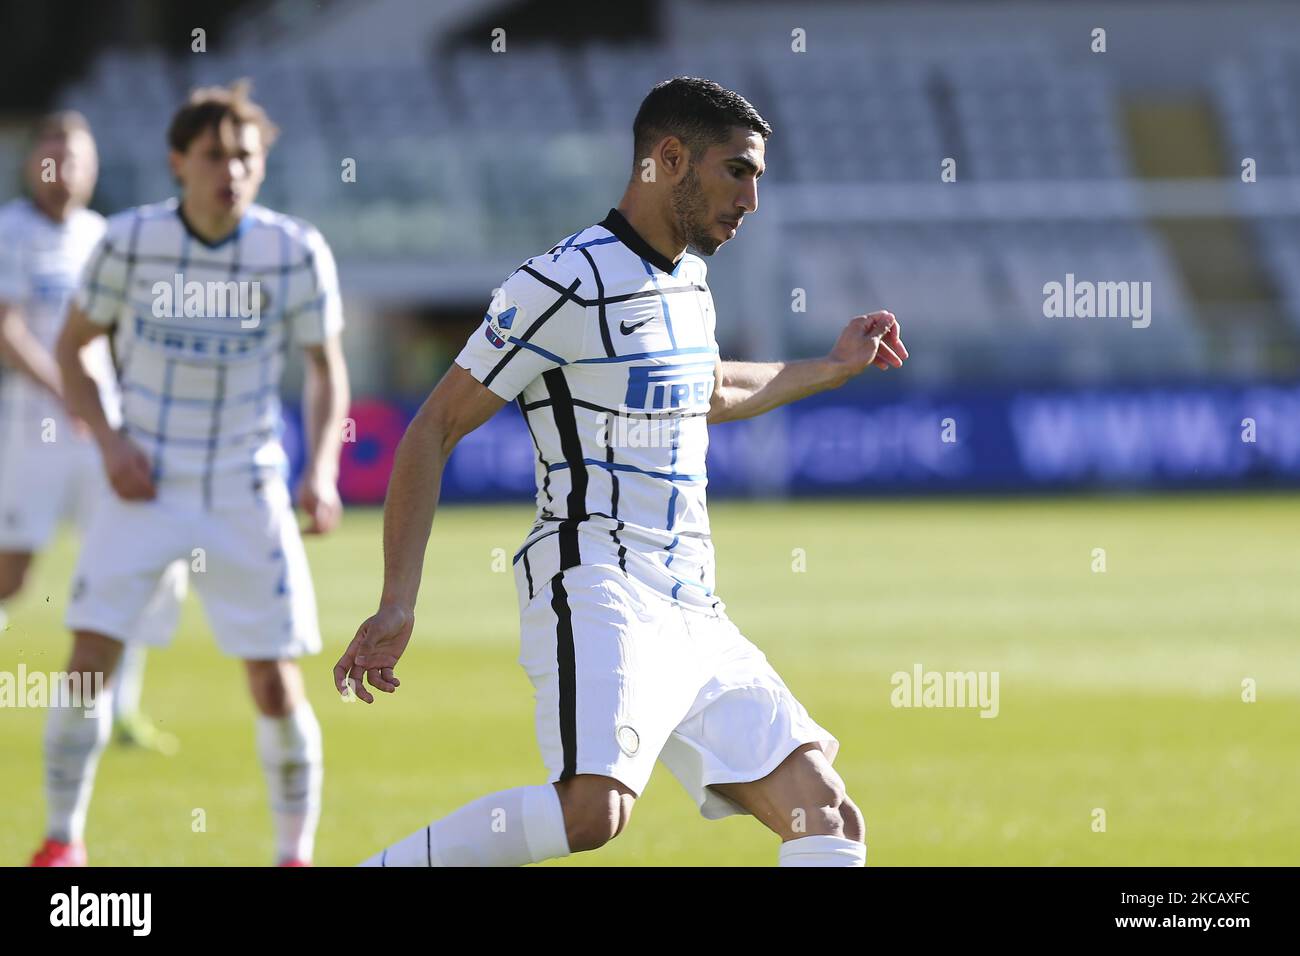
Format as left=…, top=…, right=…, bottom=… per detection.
left=298, top=336, right=350, bottom=535
left=333, top=363, right=506, bottom=703
left=56, top=303, right=155, bottom=500
left=708, top=311, right=907, bottom=425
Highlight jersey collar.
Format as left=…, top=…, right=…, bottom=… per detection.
left=176, top=202, right=249, bottom=250
left=599, top=207, right=684, bottom=275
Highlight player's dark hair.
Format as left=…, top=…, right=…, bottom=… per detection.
left=632, top=76, right=771, bottom=164
left=167, top=78, right=279, bottom=155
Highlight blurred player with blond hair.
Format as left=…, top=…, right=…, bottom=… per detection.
left=29, top=82, right=349, bottom=867
left=0, top=113, right=185, bottom=773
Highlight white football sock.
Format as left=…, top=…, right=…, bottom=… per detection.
left=113, top=643, right=146, bottom=719
left=778, top=834, right=867, bottom=867
left=360, top=783, right=571, bottom=867
left=255, top=701, right=323, bottom=864
left=44, top=683, right=114, bottom=844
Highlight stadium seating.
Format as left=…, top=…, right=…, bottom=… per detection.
left=53, top=36, right=1213, bottom=378
left=1212, top=43, right=1300, bottom=332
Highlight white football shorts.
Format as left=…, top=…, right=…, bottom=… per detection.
left=516, top=562, right=839, bottom=820
left=0, top=433, right=102, bottom=551
left=0, top=432, right=186, bottom=642
left=65, top=477, right=319, bottom=660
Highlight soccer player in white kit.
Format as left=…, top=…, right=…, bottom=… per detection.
left=29, top=82, right=350, bottom=867
left=0, top=113, right=185, bottom=766
left=338, top=77, right=907, bottom=866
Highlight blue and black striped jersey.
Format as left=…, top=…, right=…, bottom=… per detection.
left=455, top=208, right=722, bottom=611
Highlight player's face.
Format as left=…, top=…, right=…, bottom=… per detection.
left=27, top=130, right=98, bottom=212
left=171, top=121, right=266, bottom=222
left=671, top=128, right=764, bottom=256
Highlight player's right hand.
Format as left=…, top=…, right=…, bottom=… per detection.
left=101, top=432, right=157, bottom=501
left=334, top=603, right=414, bottom=703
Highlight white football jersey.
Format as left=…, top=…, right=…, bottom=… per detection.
left=0, top=198, right=116, bottom=440
left=455, top=208, right=722, bottom=610
left=74, top=198, right=343, bottom=507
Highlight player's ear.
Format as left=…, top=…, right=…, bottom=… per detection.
left=167, top=150, right=184, bottom=187
left=659, top=135, right=688, bottom=180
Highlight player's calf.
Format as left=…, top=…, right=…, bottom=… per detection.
left=555, top=774, right=637, bottom=852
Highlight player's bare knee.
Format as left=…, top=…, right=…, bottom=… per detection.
left=556, top=776, right=635, bottom=852
left=787, top=767, right=850, bottom=836
left=560, top=790, right=622, bottom=853
left=612, top=789, right=635, bottom=838
left=245, top=660, right=303, bottom=717
left=789, top=803, right=844, bottom=838
left=839, top=796, right=866, bottom=844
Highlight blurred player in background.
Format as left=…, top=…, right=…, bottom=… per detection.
left=0, top=112, right=185, bottom=765
left=338, top=77, right=907, bottom=866
left=29, top=81, right=350, bottom=867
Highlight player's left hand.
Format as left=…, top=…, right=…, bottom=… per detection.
left=334, top=603, right=414, bottom=704
left=829, top=310, right=909, bottom=375
left=297, top=473, right=342, bottom=535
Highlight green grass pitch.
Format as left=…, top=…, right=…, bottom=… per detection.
left=2, top=495, right=1296, bottom=866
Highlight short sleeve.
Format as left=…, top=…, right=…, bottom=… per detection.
left=0, top=212, right=24, bottom=303
left=289, top=227, right=344, bottom=346
left=74, top=235, right=129, bottom=326
left=454, top=259, right=587, bottom=402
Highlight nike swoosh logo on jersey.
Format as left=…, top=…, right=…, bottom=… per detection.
left=619, top=317, right=654, bottom=335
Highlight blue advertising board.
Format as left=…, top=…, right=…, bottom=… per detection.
left=280, top=381, right=1300, bottom=504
